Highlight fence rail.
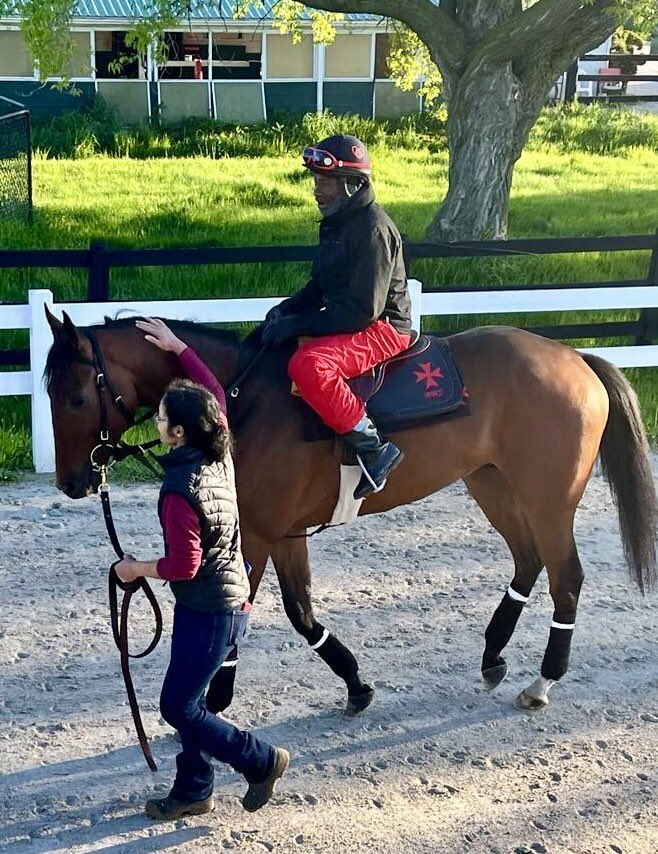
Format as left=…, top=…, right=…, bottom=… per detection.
left=1, top=231, right=657, bottom=472
left=3, top=268, right=658, bottom=472
left=1, top=233, right=656, bottom=311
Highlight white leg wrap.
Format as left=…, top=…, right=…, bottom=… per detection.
left=507, top=585, right=529, bottom=603
left=551, top=620, right=575, bottom=630
left=310, top=628, right=330, bottom=650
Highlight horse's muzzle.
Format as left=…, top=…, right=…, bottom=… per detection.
left=58, top=466, right=100, bottom=499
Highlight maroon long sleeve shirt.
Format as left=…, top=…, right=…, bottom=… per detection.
left=156, top=347, right=229, bottom=582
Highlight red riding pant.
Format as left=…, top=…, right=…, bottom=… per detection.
left=288, top=319, right=411, bottom=434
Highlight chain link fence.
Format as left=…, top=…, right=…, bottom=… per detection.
left=0, top=96, right=32, bottom=222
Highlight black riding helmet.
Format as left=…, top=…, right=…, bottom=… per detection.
left=302, top=134, right=372, bottom=180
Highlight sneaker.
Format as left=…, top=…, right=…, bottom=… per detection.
left=144, top=794, right=214, bottom=821
left=242, top=747, right=290, bottom=812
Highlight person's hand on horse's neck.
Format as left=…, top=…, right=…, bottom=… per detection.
left=97, top=324, right=240, bottom=416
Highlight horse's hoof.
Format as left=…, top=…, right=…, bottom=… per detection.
left=345, top=685, right=375, bottom=717
left=482, top=663, right=508, bottom=691
left=513, top=689, right=549, bottom=713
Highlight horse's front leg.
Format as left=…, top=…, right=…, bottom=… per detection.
left=271, top=535, right=374, bottom=716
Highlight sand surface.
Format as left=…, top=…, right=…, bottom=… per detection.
left=1, top=466, right=657, bottom=853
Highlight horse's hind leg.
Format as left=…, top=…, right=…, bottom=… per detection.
left=514, top=522, right=584, bottom=712
left=271, top=535, right=374, bottom=717
left=464, top=466, right=543, bottom=690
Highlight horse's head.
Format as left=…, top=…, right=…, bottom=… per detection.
left=45, top=308, right=143, bottom=498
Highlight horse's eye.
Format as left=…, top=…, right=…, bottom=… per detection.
left=70, top=395, right=87, bottom=409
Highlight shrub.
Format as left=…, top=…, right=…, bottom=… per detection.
left=30, top=97, right=658, bottom=161
left=529, top=102, right=658, bottom=155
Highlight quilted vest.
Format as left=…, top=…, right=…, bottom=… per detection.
left=158, top=445, right=250, bottom=613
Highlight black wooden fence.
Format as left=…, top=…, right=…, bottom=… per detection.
left=1, top=232, right=657, bottom=368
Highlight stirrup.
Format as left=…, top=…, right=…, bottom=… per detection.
left=355, top=453, right=387, bottom=494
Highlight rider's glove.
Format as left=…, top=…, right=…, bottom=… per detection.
left=262, top=314, right=308, bottom=347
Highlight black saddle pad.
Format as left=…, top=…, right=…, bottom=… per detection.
left=347, top=334, right=469, bottom=431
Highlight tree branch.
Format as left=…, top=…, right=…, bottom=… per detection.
left=296, top=0, right=468, bottom=73
left=456, top=0, right=520, bottom=38
left=468, top=0, right=617, bottom=67
left=516, top=1, right=619, bottom=99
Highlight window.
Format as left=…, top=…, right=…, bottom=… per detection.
left=212, top=32, right=261, bottom=80
left=325, top=34, right=372, bottom=79
left=266, top=34, right=313, bottom=79
left=95, top=31, right=141, bottom=80
left=64, top=32, right=91, bottom=79
left=375, top=33, right=392, bottom=79
left=0, top=31, right=34, bottom=78
left=159, top=32, right=209, bottom=80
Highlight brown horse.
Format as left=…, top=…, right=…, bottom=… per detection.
left=44, top=309, right=657, bottom=715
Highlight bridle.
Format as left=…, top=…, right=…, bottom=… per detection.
left=86, top=331, right=162, bottom=480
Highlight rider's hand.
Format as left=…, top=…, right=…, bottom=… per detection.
left=115, top=557, right=142, bottom=584
left=136, top=317, right=187, bottom=356
left=264, top=303, right=285, bottom=323
left=262, top=315, right=305, bottom=347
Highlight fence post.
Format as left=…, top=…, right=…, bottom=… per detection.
left=87, top=241, right=110, bottom=301
left=636, top=230, right=658, bottom=345
left=28, top=288, right=56, bottom=473
left=564, top=61, right=578, bottom=102
left=408, top=278, right=423, bottom=334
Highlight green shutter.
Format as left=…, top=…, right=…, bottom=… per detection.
left=264, top=82, right=316, bottom=118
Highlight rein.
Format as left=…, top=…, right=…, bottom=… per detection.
left=87, top=331, right=162, bottom=772
left=225, top=343, right=267, bottom=400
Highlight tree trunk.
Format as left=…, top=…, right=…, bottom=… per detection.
left=426, top=61, right=523, bottom=242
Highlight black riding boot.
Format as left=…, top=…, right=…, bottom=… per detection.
left=342, top=415, right=404, bottom=499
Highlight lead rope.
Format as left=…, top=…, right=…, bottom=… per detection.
left=100, top=466, right=162, bottom=772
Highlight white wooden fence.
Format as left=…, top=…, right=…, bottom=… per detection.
left=2, top=281, right=658, bottom=474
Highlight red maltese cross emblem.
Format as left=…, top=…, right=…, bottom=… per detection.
left=414, top=362, right=443, bottom=390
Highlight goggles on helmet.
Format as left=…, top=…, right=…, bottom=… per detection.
left=302, top=146, right=370, bottom=173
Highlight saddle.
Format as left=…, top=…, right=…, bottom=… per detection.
left=347, top=333, right=469, bottom=430
left=295, top=333, right=469, bottom=442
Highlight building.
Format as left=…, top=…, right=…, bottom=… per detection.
left=0, top=2, right=421, bottom=124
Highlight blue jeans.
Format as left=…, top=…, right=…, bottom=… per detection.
left=160, top=602, right=274, bottom=802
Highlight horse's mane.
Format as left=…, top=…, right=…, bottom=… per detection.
left=45, top=315, right=248, bottom=391
left=100, top=315, right=242, bottom=344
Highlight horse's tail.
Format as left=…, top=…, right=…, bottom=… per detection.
left=581, top=353, right=657, bottom=593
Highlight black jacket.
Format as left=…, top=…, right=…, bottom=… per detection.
left=280, top=184, right=411, bottom=335
left=158, top=445, right=250, bottom=613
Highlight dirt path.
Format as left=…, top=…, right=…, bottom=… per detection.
left=1, top=466, right=657, bottom=853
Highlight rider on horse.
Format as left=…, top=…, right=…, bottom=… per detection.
left=262, top=134, right=412, bottom=498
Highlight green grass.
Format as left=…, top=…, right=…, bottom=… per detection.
left=1, top=139, right=658, bottom=470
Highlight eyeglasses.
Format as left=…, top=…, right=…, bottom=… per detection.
left=302, top=146, right=370, bottom=173
left=152, top=413, right=167, bottom=424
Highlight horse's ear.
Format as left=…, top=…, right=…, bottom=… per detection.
left=44, top=305, right=80, bottom=348
left=61, top=311, right=82, bottom=350
left=45, top=304, right=63, bottom=338
left=46, top=306, right=82, bottom=349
